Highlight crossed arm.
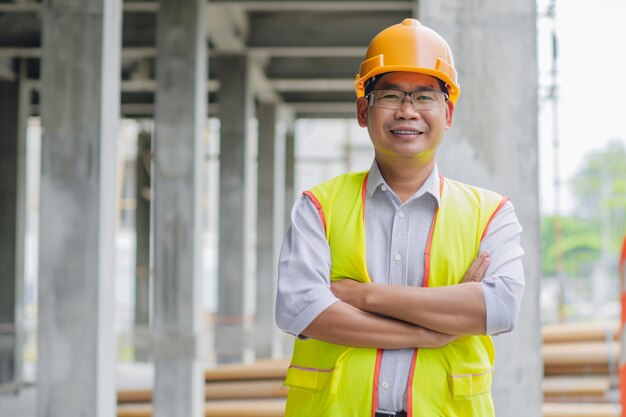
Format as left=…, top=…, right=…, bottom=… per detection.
left=301, top=252, right=491, bottom=348
left=277, top=196, right=524, bottom=351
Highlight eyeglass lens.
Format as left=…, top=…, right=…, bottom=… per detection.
left=369, top=89, right=447, bottom=110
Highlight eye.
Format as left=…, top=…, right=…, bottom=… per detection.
left=414, top=92, right=437, bottom=101
left=378, top=90, right=402, bottom=101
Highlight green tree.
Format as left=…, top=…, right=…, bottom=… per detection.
left=542, top=139, right=626, bottom=277
left=570, top=139, right=626, bottom=254
left=541, top=215, right=601, bottom=277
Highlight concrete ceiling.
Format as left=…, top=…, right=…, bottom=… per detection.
left=0, top=0, right=416, bottom=118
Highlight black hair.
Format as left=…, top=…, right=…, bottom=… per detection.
left=364, top=73, right=450, bottom=98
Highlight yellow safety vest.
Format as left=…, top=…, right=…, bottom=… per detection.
left=283, top=170, right=508, bottom=417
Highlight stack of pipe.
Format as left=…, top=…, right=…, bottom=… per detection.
left=117, top=359, right=289, bottom=417
left=542, top=321, right=621, bottom=417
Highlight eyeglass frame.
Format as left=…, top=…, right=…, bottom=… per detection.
left=365, top=88, right=450, bottom=111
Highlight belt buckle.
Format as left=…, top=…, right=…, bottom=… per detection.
left=375, top=411, right=397, bottom=417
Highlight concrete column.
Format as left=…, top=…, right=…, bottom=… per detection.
left=0, top=60, right=28, bottom=391
left=254, top=103, right=286, bottom=359
left=418, top=2, right=542, bottom=416
left=0, top=77, right=19, bottom=387
left=216, top=54, right=253, bottom=363
left=134, top=129, right=151, bottom=362
left=14, top=61, right=29, bottom=393
left=284, top=119, right=296, bottom=230
left=39, top=1, right=121, bottom=416
left=152, top=0, right=206, bottom=416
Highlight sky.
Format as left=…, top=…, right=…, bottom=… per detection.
left=537, top=0, right=626, bottom=214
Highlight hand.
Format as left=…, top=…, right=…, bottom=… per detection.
left=461, top=251, right=490, bottom=283
left=331, top=278, right=366, bottom=309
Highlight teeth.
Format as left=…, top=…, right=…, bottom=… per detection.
left=392, top=130, right=419, bottom=135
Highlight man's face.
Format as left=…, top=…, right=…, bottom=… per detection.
left=356, top=72, right=454, bottom=163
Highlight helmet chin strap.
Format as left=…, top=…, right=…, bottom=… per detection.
left=364, top=73, right=389, bottom=96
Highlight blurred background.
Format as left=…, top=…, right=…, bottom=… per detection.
left=0, top=0, right=625, bottom=416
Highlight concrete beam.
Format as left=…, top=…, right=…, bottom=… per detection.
left=38, top=1, right=121, bottom=415
left=216, top=54, right=254, bottom=364
left=30, top=102, right=220, bottom=118
left=250, top=47, right=365, bottom=58
left=0, top=58, right=16, bottom=81
left=0, top=48, right=42, bottom=59
left=272, top=79, right=353, bottom=92
left=206, top=5, right=280, bottom=103
left=0, top=46, right=366, bottom=59
left=37, top=100, right=357, bottom=120
left=152, top=0, right=206, bottom=415
left=0, top=3, right=40, bottom=12
left=0, top=47, right=155, bottom=59
left=11, top=78, right=216, bottom=94
left=0, top=2, right=157, bottom=12
left=120, top=79, right=219, bottom=93
left=289, top=102, right=356, bottom=115
left=120, top=78, right=351, bottom=93
left=0, top=1, right=412, bottom=13
left=122, top=2, right=159, bottom=12
left=211, top=1, right=413, bottom=11
left=250, top=61, right=281, bottom=103
left=418, top=2, right=542, bottom=416
left=206, top=4, right=248, bottom=52
left=265, top=56, right=362, bottom=79
left=247, top=11, right=406, bottom=47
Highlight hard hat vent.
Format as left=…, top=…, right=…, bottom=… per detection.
left=401, top=18, right=421, bottom=27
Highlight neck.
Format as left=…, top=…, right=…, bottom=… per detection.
left=375, top=157, right=435, bottom=203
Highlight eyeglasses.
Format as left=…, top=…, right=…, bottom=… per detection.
left=366, top=89, right=448, bottom=111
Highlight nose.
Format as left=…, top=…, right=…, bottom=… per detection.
left=395, top=95, right=421, bottom=120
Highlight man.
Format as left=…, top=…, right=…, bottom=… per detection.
left=275, top=18, right=524, bottom=417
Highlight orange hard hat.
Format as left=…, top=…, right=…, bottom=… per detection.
left=355, top=18, right=460, bottom=103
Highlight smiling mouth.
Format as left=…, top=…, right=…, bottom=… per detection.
left=390, top=129, right=422, bottom=136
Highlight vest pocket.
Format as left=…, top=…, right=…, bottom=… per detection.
left=449, top=368, right=493, bottom=399
left=283, top=364, right=334, bottom=392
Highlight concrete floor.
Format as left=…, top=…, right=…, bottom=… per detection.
left=0, top=363, right=154, bottom=417
left=0, top=386, right=36, bottom=417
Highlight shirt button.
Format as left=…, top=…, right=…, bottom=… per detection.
left=394, top=254, right=401, bottom=261
left=398, top=211, right=405, bottom=218
left=382, top=381, right=390, bottom=389
left=381, top=185, right=387, bottom=192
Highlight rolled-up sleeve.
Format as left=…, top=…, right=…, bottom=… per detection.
left=275, top=195, right=339, bottom=336
left=480, top=200, right=525, bottom=335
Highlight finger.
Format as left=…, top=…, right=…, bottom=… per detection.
left=476, top=251, right=490, bottom=262
left=463, top=253, right=490, bottom=282
left=465, top=251, right=489, bottom=280
left=471, top=252, right=490, bottom=278
left=472, top=256, right=491, bottom=281
left=465, top=257, right=482, bottom=278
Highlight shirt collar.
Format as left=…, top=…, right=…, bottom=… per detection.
left=366, top=160, right=441, bottom=207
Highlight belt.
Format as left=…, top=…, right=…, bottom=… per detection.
left=375, top=411, right=408, bottom=417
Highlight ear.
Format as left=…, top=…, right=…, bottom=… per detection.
left=356, top=98, right=369, bottom=127
left=445, top=100, right=455, bottom=130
